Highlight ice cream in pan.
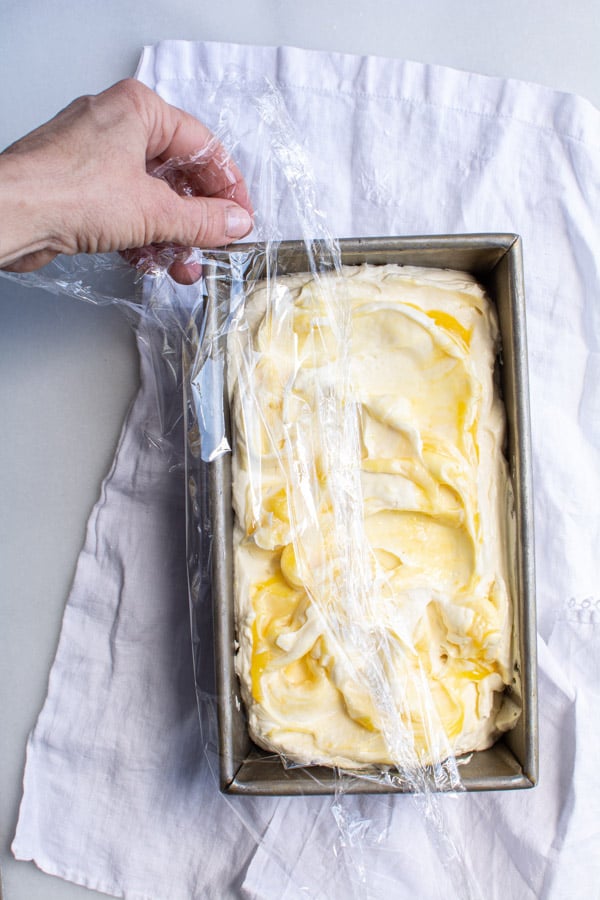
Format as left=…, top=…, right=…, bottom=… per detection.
left=228, top=264, right=518, bottom=771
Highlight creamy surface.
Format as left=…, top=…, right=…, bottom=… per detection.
left=229, top=264, right=518, bottom=770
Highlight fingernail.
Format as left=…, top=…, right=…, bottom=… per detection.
left=226, top=206, right=253, bottom=239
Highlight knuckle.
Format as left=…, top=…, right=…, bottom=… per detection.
left=193, top=203, right=220, bottom=246
left=193, top=214, right=211, bottom=245
left=67, top=93, right=96, bottom=116
left=109, top=78, right=152, bottom=114
left=104, top=78, right=157, bottom=134
left=110, top=78, right=144, bottom=99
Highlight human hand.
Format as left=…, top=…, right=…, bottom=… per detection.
left=0, top=79, right=253, bottom=284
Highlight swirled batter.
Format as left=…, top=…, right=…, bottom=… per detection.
left=229, top=264, right=518, bottom=770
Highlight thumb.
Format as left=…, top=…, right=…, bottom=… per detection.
left=143, top=179, right=253, bottom=248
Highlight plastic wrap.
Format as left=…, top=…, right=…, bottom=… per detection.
left=216, top=250, right=518, bottom=774
left=179, top=75, right=528, bottom=898
left=1, top=70, right=531, bottom=899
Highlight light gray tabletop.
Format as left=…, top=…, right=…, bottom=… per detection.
left=1, top=3, right=598, bottom=899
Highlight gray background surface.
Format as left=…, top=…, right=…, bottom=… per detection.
left=1, top=2, right=598, bottom=899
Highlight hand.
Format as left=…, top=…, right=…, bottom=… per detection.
left=0, top=79, right=254, bottom=284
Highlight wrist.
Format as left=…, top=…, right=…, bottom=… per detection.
left=0, top=150, right=57, bottom=268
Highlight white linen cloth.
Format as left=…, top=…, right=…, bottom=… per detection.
left=12, top=40, right=600, bottom=899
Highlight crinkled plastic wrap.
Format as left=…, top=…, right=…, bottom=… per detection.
left=2, top=70, right=535, bottom=900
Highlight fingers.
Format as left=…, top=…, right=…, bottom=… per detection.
left=120, top=247, right=203, bottom=285
left=97, top=81, right=253, bottom=217
left=40, top=80, right=255, bottom=282
left=142, top=86, right=253, bottom=216
left=107, top=79, right=254, bottom=227
left=142, top=177, right=253, bottom=248
left=151, top=153, right=253, bottom=219
left=167, top=259, right=203, bottom=284
left=122, top=176, right=253, bottom=285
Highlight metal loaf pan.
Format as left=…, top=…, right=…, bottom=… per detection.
left=204, top=234, right=538, bottom=795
